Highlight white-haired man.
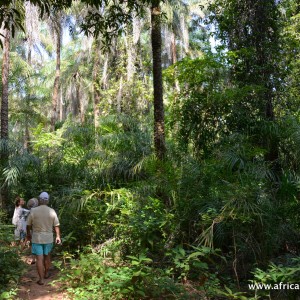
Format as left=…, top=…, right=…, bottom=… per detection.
left=26, top=192, right=61, bottom=285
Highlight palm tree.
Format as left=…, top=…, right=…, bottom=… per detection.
left=60, top=32, right=95, bottom=123
left=0, top=26, right=11, bottom=210
left=1, top=27, right=10, bottom=141
left=24, top=1, right=41, bottom=149
left=93, top=38, right=101, bottom=129
left=48, top=11, right=63, bottom=131
left=125, top=16, right=142, bottom=82
left=151, top=0, right=166, bottom=160
left=48, top=8, right=80, bottom=129
left=92, top=37, right=109, bottom=129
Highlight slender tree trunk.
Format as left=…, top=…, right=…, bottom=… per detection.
left=170, top=31, right=180, bottom=93
left=126, top=16, right=141, bottom=82
left=73, top=72, right=81, bottom=119
left=79, top=86, right=85, bottom=124
left=126, top=34, right=134, bottom=82
left=102, top=54, right=109, bottom=90
left=73, top=71, right=85, bottom=124
left=170, top=31, right=177, bottom=65
left=255, top=2, right=278, bottom=164
left=59, top=90, right=65, bottom=121
left=0, top=27, right=10, bottom=210
left=24, top=48, right=32, bottom=151
left=180, top=15, right=189, bottom=56
left=117, top=76, right=123, bottom=113
left=77, top=85, right=81, bottom=123
left=51, top=27, right=61, bottom=131
left=93, top=39, right=101, bottom=130
left=1, top=28, right=10, bottom=140
left=151, top=1, right=166, bottom=160
left=130, top=16, right=141, bottom=82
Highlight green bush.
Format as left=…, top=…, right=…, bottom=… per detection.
left=57, top=186, right=175, bottom=256
left=250, top=256, right=300, bottom=299
left=0, top=211, right=23, bottom=297
left=55, top=247, right=185, bottom=300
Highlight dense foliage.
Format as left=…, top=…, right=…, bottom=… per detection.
left=0, top=211, right=23, bottom=299
left=1, top=0, right=300, bottom=299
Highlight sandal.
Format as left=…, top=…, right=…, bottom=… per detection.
left=44, top=273, right=51, bottom=279
left=37, top=280, right=44, bottom=285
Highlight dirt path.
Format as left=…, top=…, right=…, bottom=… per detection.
left=16, top=254, right=69, bottom=300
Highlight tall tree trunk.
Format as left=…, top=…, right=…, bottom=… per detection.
left=254, top=1, right=278, bottom=164
left=102, top=53, right=109, bottom=90
left=59, top=90, right=66, bottom=121
left=170, top=31, right=177, bottom=65
left=51, top=26, right=61, bottom=131
left=170, top=31, right=180, bottom=93
left=72, top=72, right=81, bottom=119
left=126, top=34, right=134, bottom=82
left=1, top=28, right=10, bottom=140
left=0, top=27, right=10, bottom=210
left=24, top=1, right=40, bottom=150
left=93, top=39, right=101, bottom=130
left=24, top=47, right=32, bottom=151
left=117, top=76, right=123, bottom=113
left=79, top=84, right=85, bottom=124
left=126, top=16, right=141, bottom=82
left=151, top=1, right=166, bottom=160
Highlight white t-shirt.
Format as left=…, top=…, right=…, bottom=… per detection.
left=12, top=206, right=22, bottom=226
left=27, top=205, right=60, bottom=244
left=12, top=207, right=30, bottom=240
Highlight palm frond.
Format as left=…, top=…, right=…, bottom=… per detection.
left=0, top=139, right=40, bottom=187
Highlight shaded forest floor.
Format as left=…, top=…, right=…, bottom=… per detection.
left=16, top=253, right=69, bottom=300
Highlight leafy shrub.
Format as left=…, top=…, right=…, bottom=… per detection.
left=58, top=187, right=175, bottom=256
left=55, top=247, right=185, bottom=300
left=250, top=256, right=300, bottom=299
left=109, top=191, right=174, bottom=255
left=166, top=245, right=223, bottom=298
left=0, top=211, right=23, bottom=297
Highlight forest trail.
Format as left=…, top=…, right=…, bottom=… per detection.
left=16, top=253, right=69, bottom=300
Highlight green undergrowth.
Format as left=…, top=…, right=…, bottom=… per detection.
left=54, top=249, right=185, bottom=299
left=53, top=243, right=300, bottom=300
left=0, top=211, right=25, bottom=300
left=53, top=244, right=224, bottom=300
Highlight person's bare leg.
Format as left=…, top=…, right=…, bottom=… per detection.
left=44, top=254, right=51, bottom=278
left=36, top=255, right=45, bottom=284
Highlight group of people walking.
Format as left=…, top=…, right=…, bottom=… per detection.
left=12, top=192, right=61, bottom=285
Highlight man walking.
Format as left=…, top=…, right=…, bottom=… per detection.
left=26, top=192, right=61, bottom=285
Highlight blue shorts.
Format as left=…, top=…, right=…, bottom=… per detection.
left=32, top=243, right=53, bottom=255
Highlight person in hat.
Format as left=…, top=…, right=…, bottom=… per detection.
left=26, top=192, right=61, bottom=285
